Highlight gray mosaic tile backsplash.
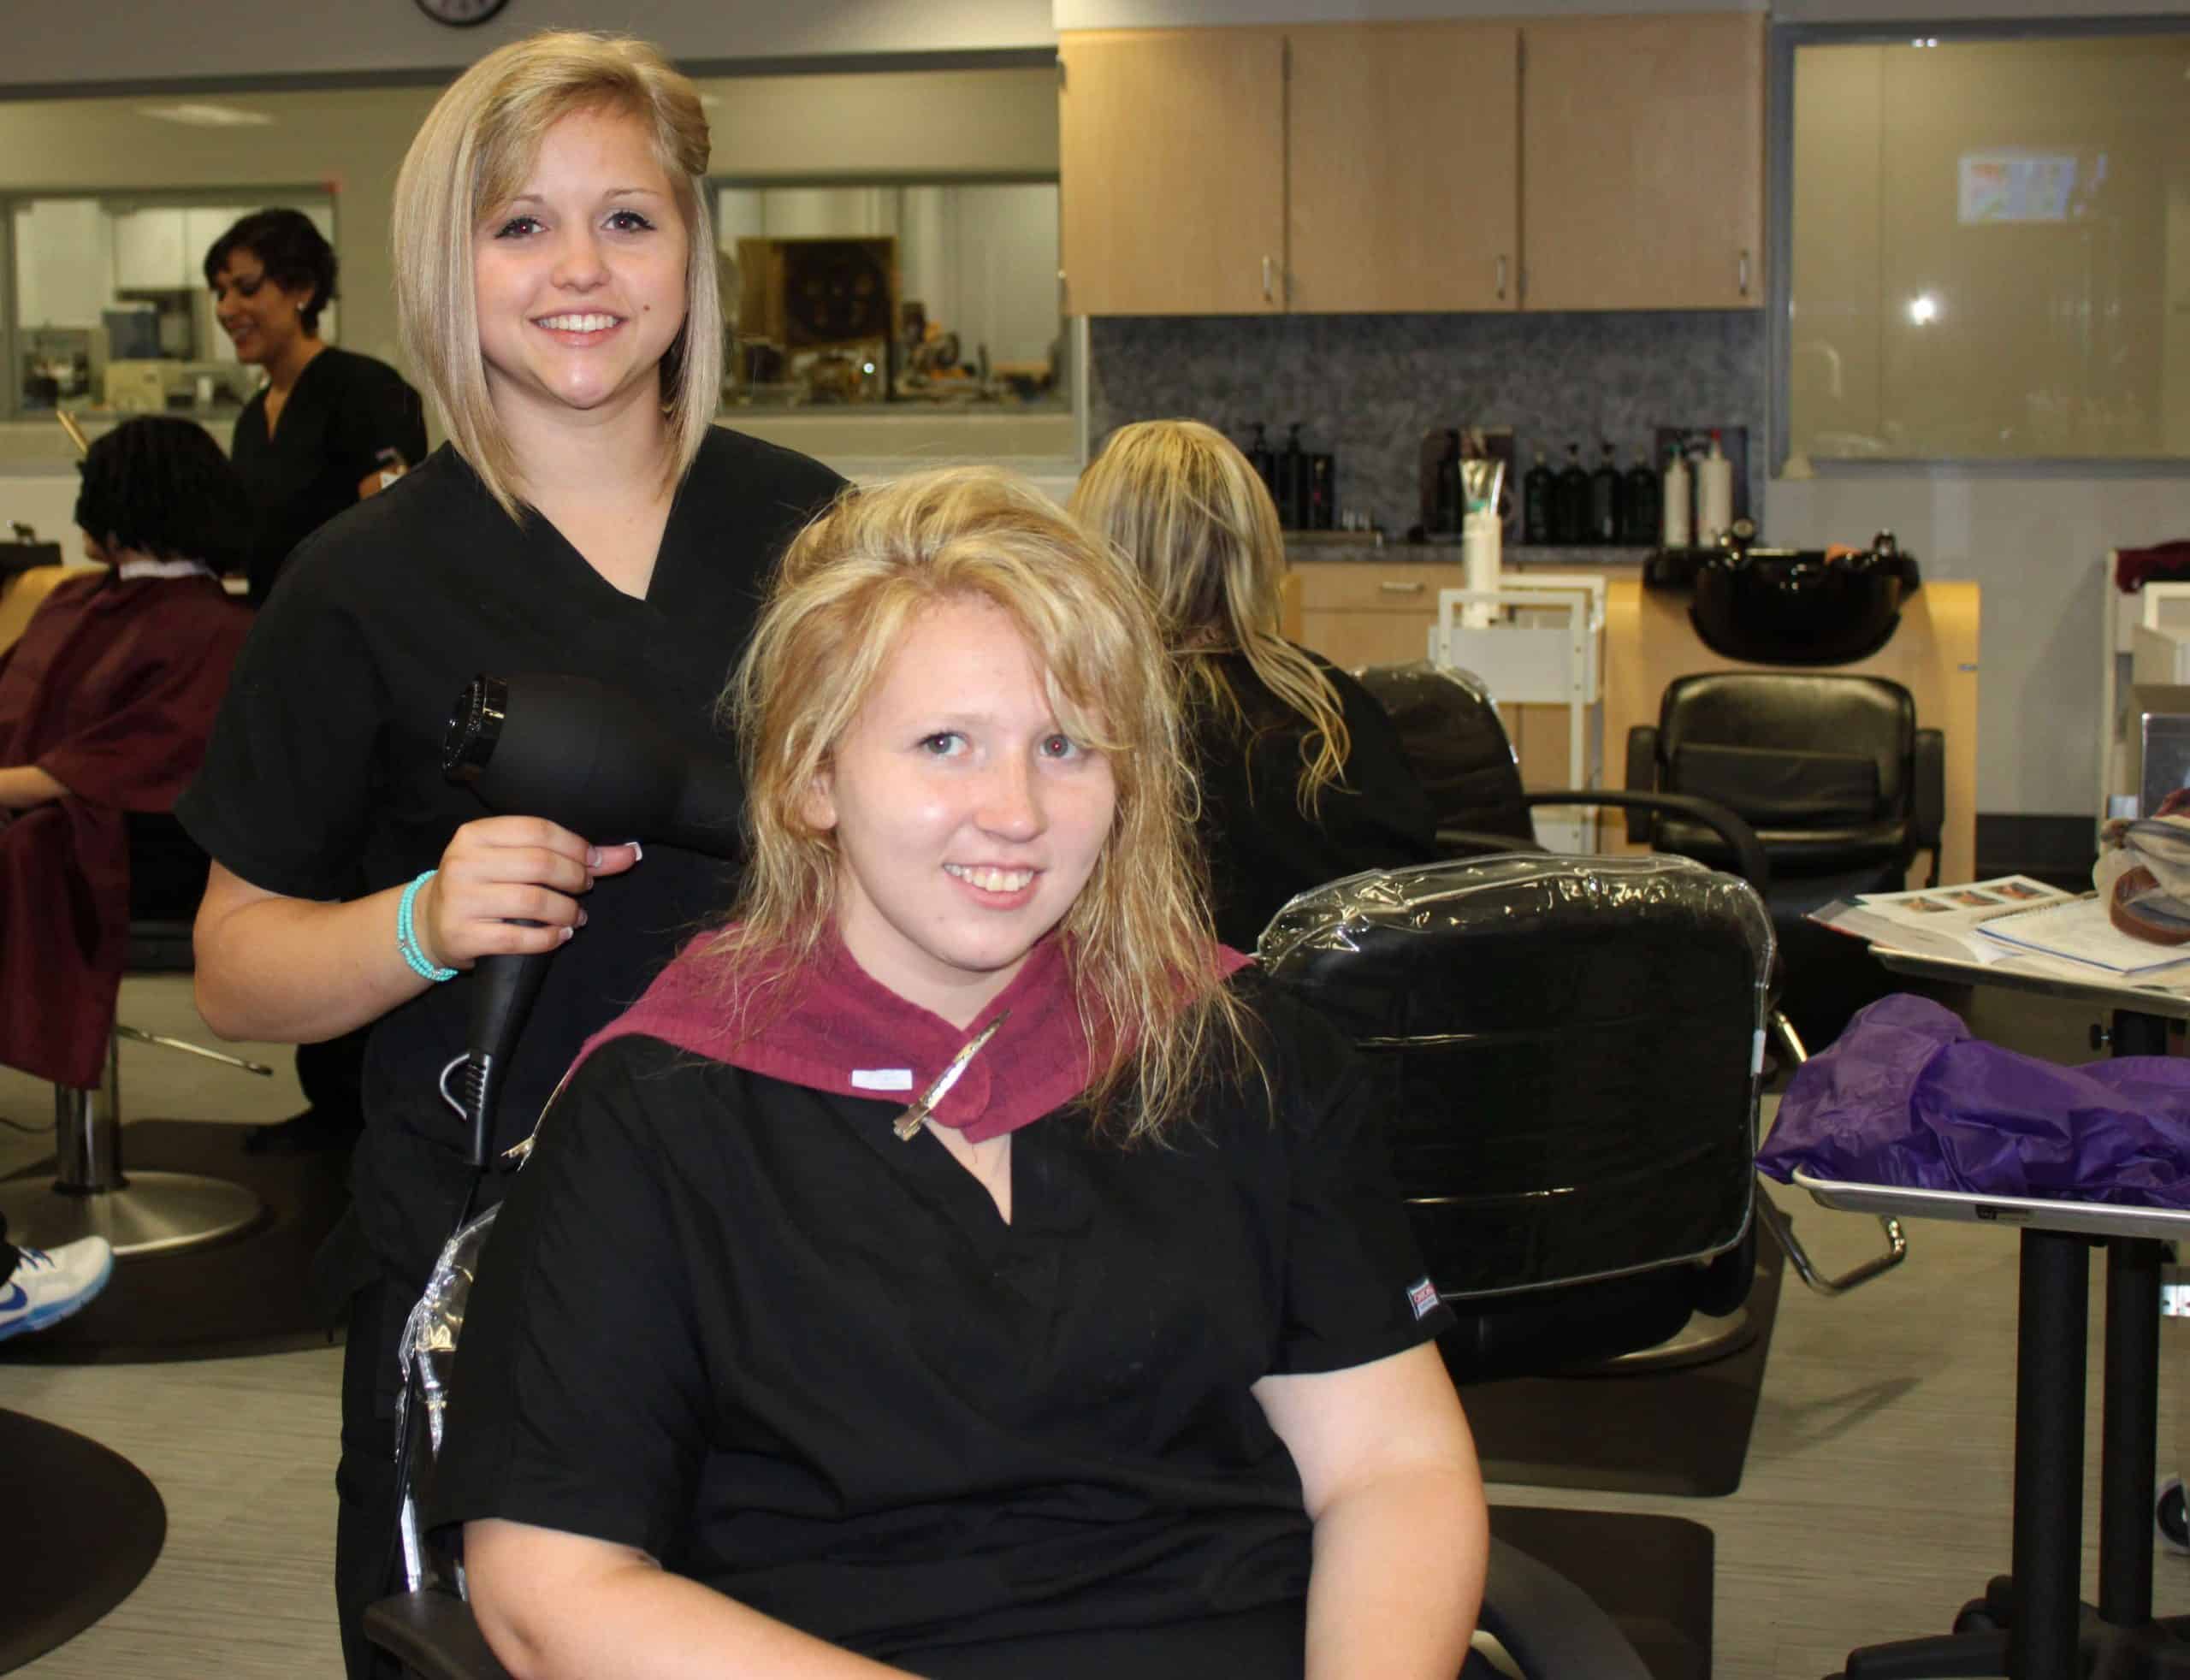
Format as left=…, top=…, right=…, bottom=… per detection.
left=1087, top=311, right=1767, bottom=540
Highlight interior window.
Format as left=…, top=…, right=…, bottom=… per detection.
left=1786, top=31, right=2190, bottom=463
left=715, top=180, right=1064, bottom=411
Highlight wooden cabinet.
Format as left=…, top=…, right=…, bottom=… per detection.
left=1520, top=14, right=1767, bottom=311
left=1291, top=559, right=1462, bottom=671
left=1287, top=23, right=1518, bottom=314
left=1058, top=30, right=1287, bottom=316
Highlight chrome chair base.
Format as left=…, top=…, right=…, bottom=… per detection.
left=0, top=1171, right=263, bottom=1258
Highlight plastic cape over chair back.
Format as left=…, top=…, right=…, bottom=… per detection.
left=1757, top=992, right=2190, bottom=1210
left=1259, top=853, right=1772, bottom=1301
left=395, top=1202, right=503, bottom=1595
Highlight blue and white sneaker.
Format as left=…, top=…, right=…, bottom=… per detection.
left=0, top=1236, right=115, bottom=1342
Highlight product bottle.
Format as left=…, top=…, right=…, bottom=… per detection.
left=1589, top=442, right=1625, bottom=544
left=1623, top=451, right=1661, bottom=547
left=1696, top=430, right=1734, bottom=546
left=1246, top=423, right=1276, bottom=499
left=1554, top=443, right=1591, bottom=545
left=1276, top=423, right=1307, bottom=530
left=1522, top=450, right=1554, bottom=546
left=1661, top=445, right=1693, bottom=547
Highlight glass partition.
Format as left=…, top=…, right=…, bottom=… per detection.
left=1787, top=30, right=2190, bottom=463
left=12, top=190, right=334, bottom=420
left=714, top=179, right=1065, bottom=411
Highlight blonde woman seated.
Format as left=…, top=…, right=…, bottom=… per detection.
left=428, top=468, right=1487, bottom=1680
left=1072, top=421, right=1437, bottom=949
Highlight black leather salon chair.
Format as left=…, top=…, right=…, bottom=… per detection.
left=1261, top=854, right=1769, bottom=1383
left=1626, top=671, right=1944, bottom=1049
left=1356, top=660, right=1771, bottom=887
left=0, top=813, right=270, bottom=1258
left=1347, top=665, right=1907, bottom=1318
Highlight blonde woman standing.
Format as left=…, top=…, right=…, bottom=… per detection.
left=1071, top=421, right=1435, bottom=949
left=175, top=33, right=841, bottom=1675
left=429, top=467, right=1488, bottom=1680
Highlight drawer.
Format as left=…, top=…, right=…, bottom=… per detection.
left=1287, top=560, right=1468, bottom=612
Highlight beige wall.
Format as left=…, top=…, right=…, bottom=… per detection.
left=0, top=68, right=1060, bottom=385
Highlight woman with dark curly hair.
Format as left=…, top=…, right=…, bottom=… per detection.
left=204, top=208, right=428, bottom=605
left=0, top=416, right=252, bottom=1086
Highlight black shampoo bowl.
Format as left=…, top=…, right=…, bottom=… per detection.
left=1648, top=537, right=1921, bottom=667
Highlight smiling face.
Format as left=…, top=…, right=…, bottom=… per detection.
left=803, top=595, right=1118, bottom=1027
left=210, top=250, right=315, bottom=370
left=471, top=104, right=690, bottom=431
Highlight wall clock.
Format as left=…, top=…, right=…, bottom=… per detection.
left=415, top=0, right=508, bottom=27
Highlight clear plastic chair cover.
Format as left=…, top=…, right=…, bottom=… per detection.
left=1260, top=852, right=1773, bottom=1300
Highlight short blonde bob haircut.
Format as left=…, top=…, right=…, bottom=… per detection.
left=392, top=30, right=720, bottom=519
left=714, top=465, right=1255, bottom=1144
left=1071, top=419, right=1351, bottom=812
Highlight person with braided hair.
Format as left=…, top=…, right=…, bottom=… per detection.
left=0, top=415, right=252, bottom=1086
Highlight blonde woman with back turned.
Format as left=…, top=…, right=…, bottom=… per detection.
left=1071, top=420, right=1437, bottom=949
left=175, top=32, right=843, bottom=1676
left=427, top=465, right=1489, bottom=1680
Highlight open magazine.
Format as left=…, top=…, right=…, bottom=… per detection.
left=1813, top=876, right=2190, bottom=981
left=1808, top=876, right=2073, bottom=966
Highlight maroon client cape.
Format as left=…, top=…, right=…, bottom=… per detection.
left=0, top=571, right=252, bottom=1087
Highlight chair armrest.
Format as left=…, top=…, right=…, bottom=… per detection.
left=1624, top=725, right=1660, bottom=844
left=1477, top=1535, right=1654, bottom=1680
left=1518, top=789, right=1772, bottom=896
left=1435, top=829, right=1542, bottom=859
left=1912, top=729, right=1945, bottom=885
left=364, top=1589, right=515, bottom=1680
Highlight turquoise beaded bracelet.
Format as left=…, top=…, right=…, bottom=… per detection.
left=397, top=869, right=457, bottom=983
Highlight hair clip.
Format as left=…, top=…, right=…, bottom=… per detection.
left=894, top=1011, right=1009, bottom=1141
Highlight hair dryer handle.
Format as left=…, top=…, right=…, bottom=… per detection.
left=464, top=946, right=553, bottom=1168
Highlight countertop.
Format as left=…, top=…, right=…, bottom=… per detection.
left=1285, top=536, right=1654, bottom=567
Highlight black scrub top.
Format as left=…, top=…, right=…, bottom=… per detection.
left=1193, top=648, right=1440, bottom=950
left=427, top=975, right=1454, bottom=1679
left=229, top=345, right=429, bottom=604
left=175, top=428, right=845, bottom=1295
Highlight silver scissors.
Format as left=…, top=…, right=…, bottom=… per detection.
left=893, top=1011, right=1010, bottom=1140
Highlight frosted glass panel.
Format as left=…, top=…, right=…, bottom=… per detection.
left=1790, top=33, right=2190, bottom=462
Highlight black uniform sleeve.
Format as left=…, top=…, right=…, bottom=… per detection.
left=327, top=356, right=429, bottom=481
left=426, top=1037, right=713, bottom=1561
left=1263, top=993, right=1455, bottom=1375
left=173, top=559, right=387, bottom=901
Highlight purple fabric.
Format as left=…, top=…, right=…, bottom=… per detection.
left=1755, top=993, right=2190, bottom=1210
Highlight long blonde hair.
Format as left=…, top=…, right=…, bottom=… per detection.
left=715, top=466, right=1254, bottom=1144
left=1070, top=419, right=1350, bottom=812
left=391, top=30, right=721, bottom=519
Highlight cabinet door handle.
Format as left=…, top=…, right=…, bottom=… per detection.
left=1378, top=579, right=1426, bottom=595
left=1496, top=255, right=1508, bottom=301
left=1738, top=249, right=1751, bottom=297
left=1262, top=255, right=1276, bottom=304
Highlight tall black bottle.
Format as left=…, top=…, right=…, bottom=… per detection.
left=1245, top=423, right=1276, bottom=500
left=1552, top=443, right=1591, bottom=544
left=1521, top=450, right=1554, bottom=546
left=1275, top=423, right=1309, bottom=530
left=1588, top=442, right=1625, bottom=544
left=1623, top=451, right=1661, bottom=548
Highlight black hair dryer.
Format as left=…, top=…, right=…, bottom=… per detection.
left=441, top=672, right=745, bottom=1168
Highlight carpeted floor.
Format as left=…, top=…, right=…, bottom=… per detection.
left=0, top=1408, right=165, bottom=1676
left=0, top=1120, right=350, bottom=1364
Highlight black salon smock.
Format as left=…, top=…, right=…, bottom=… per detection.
left=229, top=346, right=429, bottom=604
left=1194, top=649, right=1439, bottom=950
left=176, top=428, right=844, bottom=1301
left=429, top=978, right=1453, bottom=1679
